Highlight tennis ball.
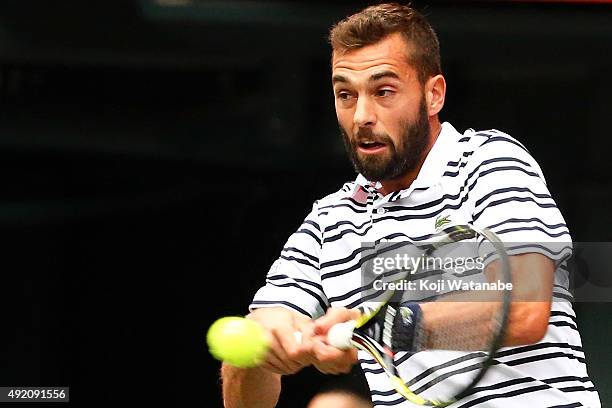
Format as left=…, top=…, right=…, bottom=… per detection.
left=206, top=316, right=269, bottom=368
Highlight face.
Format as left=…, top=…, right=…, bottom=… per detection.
left=332, top=33, right=431, bottom=181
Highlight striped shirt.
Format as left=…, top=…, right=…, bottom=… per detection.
left=250, top=122, right=601, bottom=407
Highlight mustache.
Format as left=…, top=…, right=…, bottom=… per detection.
left=352, top=128, right=393, bottom=145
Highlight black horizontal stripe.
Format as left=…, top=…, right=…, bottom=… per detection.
left=549, top=321, right=578, bottom=331
left=458, top=136, right=471, bottom=142
left=266, top=274, right=323, bottom=291
left=495, top=341, right=583, bottom=358
left=544, top=376, right=591, bottom=384
left=462, top=374, right=593, bottom=399
left=249, top=300, right=312, bottom=317
left=282, top=246, right=319, bottom=263
left=361, top=366, right=385, bottom=375
left=447, top=160, right=469, bottom=168
left=480, top=135, right=530, bottom=153
left=382, top=191, right=466, bottom=213
left=413, top=360, right=490, bottom=394
left=546, top=403, right=583, bottom=408
left=478, top=165, right=538, bottom=180
left=372, top=396, right=405, bottom=406
left=320, top=232, right=412, bottom=269
left=481, top=243, right=572, bottom=265
left=495, top=225, right=570, bottom=239
left=369, top=389, right=397, bottom=397
left=323, top=223, right=373, bottom=244
left=279, top=255, right=318, bottom=270
left=318, top=203, right=368, bottom=214
left=303, top=219, right=320, bottom=231
left=474, top=186, right=548, bottom=208
left=553, top=292, right=574, bottom=302
left=320, top=245, right=370, bottom=269
left=264, top=281, right=328, bottom=311
left=295, top=228, right=321, bottom=246
left=321, top=241, right=409, bottom=280
left=550, top=311, right=577, bottom=322
left=447, top=157, right=532, bottom=180
left=473, top=196, right=557, bottom=222
left=486, top=217, right=567, bottom=231
left=324, top=218, right=370, bottom=234
left=456, top=384, right=550, bottom=408
left=464, top=377, right=536, bottom=396
left=560, top=386, right=597, bottom=393
left=504, top=351, right=585, bottom=366
left=402, top=352, right=486, bottom=386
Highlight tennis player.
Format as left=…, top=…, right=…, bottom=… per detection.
left=221, top=3, right=600, bottom=407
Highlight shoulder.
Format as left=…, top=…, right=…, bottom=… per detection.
left=459, top=128, right=545, bottom=180
left=313, top=181, right=358, bottom=211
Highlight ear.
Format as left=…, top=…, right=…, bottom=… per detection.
left=424, top=74, right=446, bottom=117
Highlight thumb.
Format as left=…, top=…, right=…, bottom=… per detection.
left=314, top=307, right=361, bottom=336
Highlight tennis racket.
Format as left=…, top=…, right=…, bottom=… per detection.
left=327, top=224, right=512, bottom=407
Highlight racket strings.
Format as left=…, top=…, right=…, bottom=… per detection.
left=424, top=304, right=502, bottom=351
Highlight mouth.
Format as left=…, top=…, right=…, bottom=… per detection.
left=357, top=140, right=387, bottom=154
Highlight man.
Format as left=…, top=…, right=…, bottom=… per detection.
left=221, top=3, right=600, bottom=407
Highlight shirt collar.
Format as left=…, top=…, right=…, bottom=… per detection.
left=352, top=122, right=461, bottom=194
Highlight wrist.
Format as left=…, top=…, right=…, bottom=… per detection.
left=391, top=302, right=426, bottom=353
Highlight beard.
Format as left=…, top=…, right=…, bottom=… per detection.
left=340, top=98, right=431, bottom=182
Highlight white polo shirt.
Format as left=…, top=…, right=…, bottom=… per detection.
left=251, top=122, right=600, bottom=408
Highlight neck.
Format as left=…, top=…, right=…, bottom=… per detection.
left=379, top=118, right=442, bottom=196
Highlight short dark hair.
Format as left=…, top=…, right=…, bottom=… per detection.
left=329, top=3, right=442, bottom=84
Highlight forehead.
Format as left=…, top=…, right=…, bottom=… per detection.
left=331, top=33, right=416, bottom=81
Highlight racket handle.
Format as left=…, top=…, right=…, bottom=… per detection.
left=327, top=320, right=357, bottom=349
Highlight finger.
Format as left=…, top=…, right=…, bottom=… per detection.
left=314, top=307, right=359, bottom=336
left=271, top=328, right=307, bottom=372
left=265, top=331, right=302, bottom=374
left=260, top=355, right=291, bottom=375
left=312, top=341, right=357, bottom=373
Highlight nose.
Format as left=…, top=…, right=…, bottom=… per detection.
left=353, top=96, right=376, bottom=128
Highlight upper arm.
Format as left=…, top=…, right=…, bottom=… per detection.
left=249, top=202, right=329, bottom=318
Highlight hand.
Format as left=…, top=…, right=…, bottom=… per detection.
left=246, top=308, right=313, bottom=375
left=304, top=307, right=361, bottom=374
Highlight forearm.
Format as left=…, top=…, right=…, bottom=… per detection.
left=221, top=364, right=281, bottom=408
left=420, top=298, right=550, bottom=350
left=417, top=253, right=554, bottom=350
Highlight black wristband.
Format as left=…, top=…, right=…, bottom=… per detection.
left=391, top=302, right=424, bottom=353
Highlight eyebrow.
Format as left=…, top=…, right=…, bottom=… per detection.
left=369, top=70, right=400, bottom=81
left=332, top=70, right=400, bottom=85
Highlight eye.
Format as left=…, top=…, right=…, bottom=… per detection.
left=337, top=91, right=353, bottom=101
left=376, top=89, right=394, bottom=97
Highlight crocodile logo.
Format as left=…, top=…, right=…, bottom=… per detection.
left=435, top=214, right=451, bottom=230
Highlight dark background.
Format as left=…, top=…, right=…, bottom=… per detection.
left=0, top=0, right=611, bottom=406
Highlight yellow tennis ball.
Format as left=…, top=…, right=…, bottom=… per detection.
left=206, top=316, right=269, bottom=368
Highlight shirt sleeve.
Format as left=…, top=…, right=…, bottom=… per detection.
left=466, top=134, right=572, bottom=265
left=249, top=202, right=328, bottom=318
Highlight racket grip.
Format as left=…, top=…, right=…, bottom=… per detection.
left=327, top=320, right=357, bottom=349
